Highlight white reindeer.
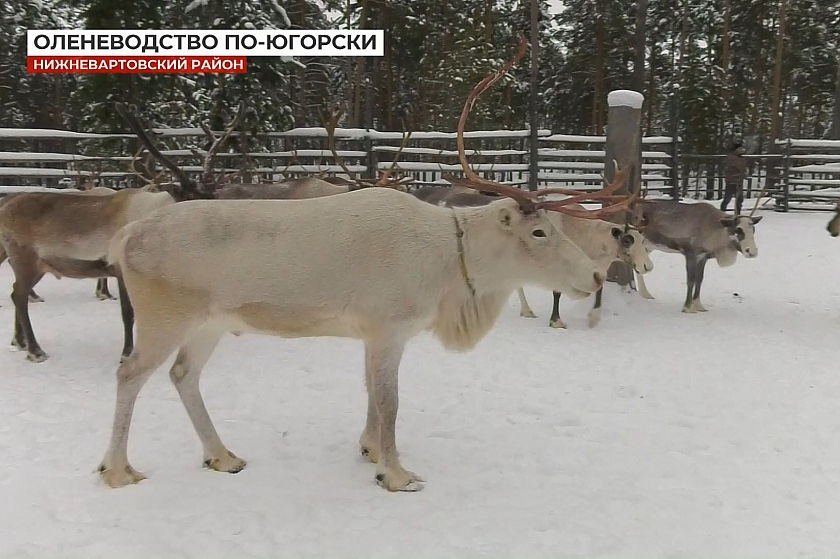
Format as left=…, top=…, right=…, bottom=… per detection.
left=98, top=36, right=638, bottom=492
left=517, top=207, right=654, bottom=328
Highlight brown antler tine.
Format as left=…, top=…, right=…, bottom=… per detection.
left=203, top=101, right=245, bottom=182
left=322, top=105, right=360, bottom=184
left=376, top=127, right=413, bottom=186
left=115, top=101, right=197, bottom=196
left=200, top=124, right=216, bottom=144
left=128, top=145, right=156, bottom=186
left=539, top=189, right=641, bottom=219
left=450, top=34, right=538, bottom=210
left=456, top=34, right=527, bottom=185
left=534, top=161, right=638, bottom=219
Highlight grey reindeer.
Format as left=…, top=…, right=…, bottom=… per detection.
left=632, top=199, right=762, bottom=313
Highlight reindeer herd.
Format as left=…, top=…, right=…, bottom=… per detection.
left=0, top=37, right=800, bottom=494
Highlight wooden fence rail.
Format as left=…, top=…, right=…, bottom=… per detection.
left=2, top=126, right=839, bottom=211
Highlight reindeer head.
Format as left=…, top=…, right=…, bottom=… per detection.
left=435, top=35, right=651, bottom=298
left=612, top=225, right=654, bottom=274
left=721, top=214, right=762, bottom=258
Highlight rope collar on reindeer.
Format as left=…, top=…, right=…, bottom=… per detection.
left=453, top=215, right=476, bottom=298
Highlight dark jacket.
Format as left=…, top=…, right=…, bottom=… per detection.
left=724, top=154, right=747, bottom=185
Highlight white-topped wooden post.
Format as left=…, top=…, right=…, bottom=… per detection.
left=605, top=89, right=643, bottom=285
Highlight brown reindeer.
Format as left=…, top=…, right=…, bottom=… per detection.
left=0, top=104, right=246, bottom=363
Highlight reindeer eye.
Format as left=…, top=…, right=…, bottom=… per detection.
left=735, top=227, right=745, bottom=241
left=621, top=235, right=634, bottom=247
left=532, top=229, right=547, bottom=238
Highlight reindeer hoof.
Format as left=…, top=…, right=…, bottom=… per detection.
left=520, top=310, right=537, bottom=319
left=549, top=318, right=567, bottom=329
left=203, top=451, right=246, bottom=474
left=29, top=294, right=45, bottom=303
left=10, top=337, right=24, bottom=351
left=99, top=463, right=146, bottom=488
left=26, top=350, right=48, bottom=363
left=375, top=468, right=425, bottom=492
left=360, top=445, right=380, bottom=464
left=682, top=306, right=697, bottom=314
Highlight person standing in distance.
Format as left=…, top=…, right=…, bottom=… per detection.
left=721, top=142, right=747, bottom=215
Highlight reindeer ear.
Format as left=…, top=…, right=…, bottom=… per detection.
left=750, top=216, right=763, bottom=225
left=720, top=216, right=737, bottom=227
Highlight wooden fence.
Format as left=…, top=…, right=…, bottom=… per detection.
left=0, top=126, right=675, bottom=196
left=3, top=126, right=840, bottom=212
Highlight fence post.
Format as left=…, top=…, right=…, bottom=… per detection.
left=781, top=137, right=792, bottom=212
left=604, top=89, right=643, bottom=286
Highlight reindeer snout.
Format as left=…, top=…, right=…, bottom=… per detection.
left=744, top=247, right=757, bottom=258
left=593, top=272, right=605, bottom=288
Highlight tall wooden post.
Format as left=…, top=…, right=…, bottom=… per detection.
left=528, top=0, right=540, bottom=191
left=604, top=89, right=644, bottom=286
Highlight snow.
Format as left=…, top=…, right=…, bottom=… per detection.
left=778, top=139, right=840, bottom=149
left=539, top=149, right=672, bottom=159
left=0, top=129, right=131, bottom=140
left=373, top=147, right=529, bottom=157
left=4, top=207, right=839, bottom=556
left=275, top=128, right=553, bottom=141
left=791, top=163, right=840, bottom=173
left=269, top=0, right=292, bottom=27
left=184, top=0, right=209, bottom=14
left=543, top=134, right=677, bottom=144
left=607, top=90, right=644, bottom=109
left=0, top=152, right=97, bottom=162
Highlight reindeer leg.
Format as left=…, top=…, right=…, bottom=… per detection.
left=97, top=277, right=117, bottom=300
left=636, top=271, right=655, bottom=299
left=12, top=271, right=44, bottom=349
left=359, top=344, right=381, bottom=463
left=7, top=246, right=48, bottom=362
left=691, top=258, right=709, bottom=312
left=99, top=311, right=187, bottom=488
left=28, top=289, right=45, bottom=303
left=116, top=275, right=135, bottom=361
left=549, top=291, right=567, bottom=329
left=367, top=335, right=423, bottom=492
left=517, top=287, right=537, bottom=318
left=588, top=287, right=603, bottom=328
left=682, top=253, right=697, bottom=314
left=168, top=326, right=244, bottom=474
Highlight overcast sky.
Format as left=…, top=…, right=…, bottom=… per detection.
left=547, top=0, right=563, bottom=15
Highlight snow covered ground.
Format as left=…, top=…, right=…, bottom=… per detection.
left=2, top=207, right=840, bottom=558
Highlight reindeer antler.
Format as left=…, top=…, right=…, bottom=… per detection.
left=320, top=106, right=359, bottom=182
left=129, top=145, right=170, bottom=189
left=376, top=125, right=413, bottom=187
left=202, top=100, right=246, bottom=191
left=116, top=102, right=203, bottom=200
left=448, top=34, right=638, bottom=219
left=321, top=106, right=414, bottom=191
